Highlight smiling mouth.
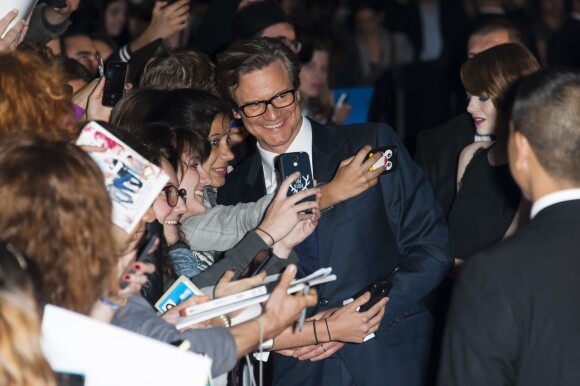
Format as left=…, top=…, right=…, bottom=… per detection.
left=194, top=190, right=204, bottom=198
left=212, top=167, right=228, bottom=176
left=473, top=117, right=486, bottom=125
left=262, top=120, right=285, bottom=130
left=164, top=220, right=181, bottom=226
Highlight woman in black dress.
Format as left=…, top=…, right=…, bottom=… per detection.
left=448, top=43, right=541, bottom=270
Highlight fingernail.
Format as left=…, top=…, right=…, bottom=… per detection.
left=123, top=274, right=131, bottom=281
left=134, top=263, right=141, bottom=270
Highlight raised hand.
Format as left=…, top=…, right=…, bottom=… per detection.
left=0, top=10, right=27, bottom=52
left=320, top=145, right=384, bottom=208
left=256, top=171, right=320, bottom=245
left=148, top=0, right=190, bottom=40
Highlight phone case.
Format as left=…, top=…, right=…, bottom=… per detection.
left=367, top=146, right=398, bottom=175
left=102, top=62, right=128, bottom=107
left=276, top=152, right=315, bottom=212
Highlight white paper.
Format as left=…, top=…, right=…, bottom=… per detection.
left=41, top=305, right=212, bottom=386
left=0, top=0, right=37, bottom=38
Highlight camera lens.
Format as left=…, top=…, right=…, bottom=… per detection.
left=292, top=156, right=298, bottom=163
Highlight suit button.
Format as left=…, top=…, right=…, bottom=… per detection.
left=319, top=298, right=329, bottom=306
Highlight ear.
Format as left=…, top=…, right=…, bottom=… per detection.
left=512, top=130, right=531, bottom=174
left=232, top=108, right=242, bottom=120
left=296, top=89, right=301, bottom=103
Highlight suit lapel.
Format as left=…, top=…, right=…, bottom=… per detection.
left=240, top=152, right=266, bottom=202
left=310, top=119, right=348, bottom=270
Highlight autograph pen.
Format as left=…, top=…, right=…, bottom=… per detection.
left=298, top=283, right=310, bottom=332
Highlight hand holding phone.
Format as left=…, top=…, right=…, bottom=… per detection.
left=102, top=61, right=128, bottom=107
left=359, top=266, right=399, bottom=312
left=366, top=146, right=398, bottom=175
left=276, top=152, right=316, bottom=214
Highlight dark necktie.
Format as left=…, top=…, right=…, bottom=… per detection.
left=293, top=231, right=319, bottom=276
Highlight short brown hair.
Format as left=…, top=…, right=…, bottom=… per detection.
left=0, top=137, right=119, bottom=315
left=140, top=48, right=217, bottom=93
left=512, top=68, right=580, bottom=183
left=0, top=52, right=75, bottom=141
left=461, top=43, right=540, bottom=108
left=216, top=37, right=301, bottom=108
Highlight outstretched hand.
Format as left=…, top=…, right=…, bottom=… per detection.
left=320, top=145, right=384, bottom=208
left=149, top=0, right=190, bottom=40
left=261, top=264, right=318, bottom=340
left=214, top=269, right=267, bottom=298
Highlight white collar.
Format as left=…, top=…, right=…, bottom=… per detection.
left=530, top=189, right=580, bottom=219
left=257, top=116, right=313, bottom=193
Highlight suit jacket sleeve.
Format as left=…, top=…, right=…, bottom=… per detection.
left=373, top=124, right=453, bottom=323
left=438, top=254, right=519, bottom=386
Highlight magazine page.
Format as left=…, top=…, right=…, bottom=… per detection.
left=76, top=121, right=169, bottom=233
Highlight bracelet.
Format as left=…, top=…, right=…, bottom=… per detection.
left=220, top=314, right=231, bottom=328
left=313, top=319, right=319, bottom=345
left=256, top=227, right=275, bottom=245
left=324, top=318, right=332, bottom=341
left=100, top=295, right=122, bottom=310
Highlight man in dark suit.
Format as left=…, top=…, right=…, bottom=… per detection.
left=439, top=68, right=580, bottom=385
left=215, top=37, right=452, bottom=386
left=414, top=19, right=524, bottom=216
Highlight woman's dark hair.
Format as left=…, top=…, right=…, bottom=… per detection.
left=147, top=88, right=232, bottom=138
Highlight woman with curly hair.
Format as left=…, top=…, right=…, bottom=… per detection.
left=0, top=51, right=75, bottom=141
left=0, top=137, right=120, bottom=315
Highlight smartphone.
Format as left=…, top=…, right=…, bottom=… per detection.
left=120, top=222, right=161, bottom=289
left=276, top=152, right=315, bottom=214
left=55, top=372, right=85, bottom=386
left=359, top=266, right=399, bottom=312
left=102, top=61, right=128, bottom=107
left=366, top=146, right=398, bottom=175
left=239, top=249, right=273, bottom=279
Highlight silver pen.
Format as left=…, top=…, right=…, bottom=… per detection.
left=298, top=283, right=310, bottom=332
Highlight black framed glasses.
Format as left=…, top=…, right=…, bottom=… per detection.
left=161, top=185, right=187, bottom=207
left=237, top=89, right=297, bottom=118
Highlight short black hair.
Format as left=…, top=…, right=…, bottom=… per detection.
left=512, top=68, right=580, bottom=183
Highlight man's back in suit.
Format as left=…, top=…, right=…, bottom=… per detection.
left=439, top=200, right=580, bottom=385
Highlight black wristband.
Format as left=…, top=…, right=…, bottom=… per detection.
left=313, top=319, right=319, bottom=345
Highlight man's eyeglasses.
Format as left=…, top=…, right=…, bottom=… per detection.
left=161, top=185, right=187, bottom=207
left=237, top=89, right=297, bottom=118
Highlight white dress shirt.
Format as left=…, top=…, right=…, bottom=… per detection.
left=530, top=188, right=580, bottom=219
left=257, top=116, right=314, bottom=194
